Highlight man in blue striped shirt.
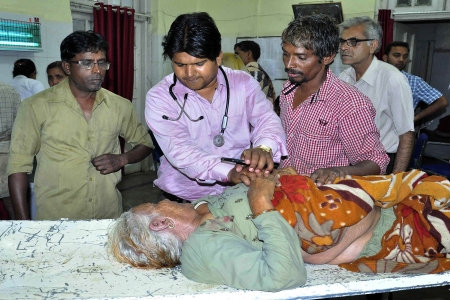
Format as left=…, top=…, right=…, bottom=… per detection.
left=383, top=41, right=448, bottom=125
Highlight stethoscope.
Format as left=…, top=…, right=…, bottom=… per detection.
left=162, top=66, right=230, bottom=147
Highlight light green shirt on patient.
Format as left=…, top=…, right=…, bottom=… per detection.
left=181, top=184, right=307, bottom=292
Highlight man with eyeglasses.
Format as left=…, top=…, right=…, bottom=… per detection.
left=7, top=30, right=153, bottom=220
left=338, top=17, right=415, bottom=174
left=279, top=14, right=388, bottom=185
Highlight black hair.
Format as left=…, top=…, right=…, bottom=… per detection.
left=234, top=40, right=261, bottom=60
left=384, top=41, right=410, bottom=56
left=46, top=61, right=63, bottom=73
left=12, top=58, right=37, bottom=78
left=60, top=30, right=109, bottom=61
left=162, top=12, right=221, bottom=61
left=281, top=14, right=339, bottom=63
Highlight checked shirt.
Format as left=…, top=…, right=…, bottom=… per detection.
left=280, top=69, right=388, bottom=174
left=402, top=71, right=442, bottom=109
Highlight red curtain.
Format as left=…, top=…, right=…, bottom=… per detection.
left=377, top=9, right=394, bottom=60
left=93, top=3, right=135, bottom=167
left=93, top=2, right=135, bottom=102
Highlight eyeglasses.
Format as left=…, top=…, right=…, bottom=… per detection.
left=339, top=38, right=374, bottom=47
left=67, top=60, right=111, bottom=70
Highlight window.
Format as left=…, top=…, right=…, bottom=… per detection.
left=0, top=17, right=42, bottom=51
left=397, top=0, right=432, bottom=6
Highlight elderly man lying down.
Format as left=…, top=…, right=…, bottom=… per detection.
left=108, top=168, right=450, bottom=292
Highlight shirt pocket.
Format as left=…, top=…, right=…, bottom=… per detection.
left=95, top=129, right=120, bottom=154
left=292, top=113, right=338, bottom=166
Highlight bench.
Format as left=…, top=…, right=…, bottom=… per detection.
left=1, top=220, right=449, bottom=299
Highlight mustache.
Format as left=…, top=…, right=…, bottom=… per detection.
left=285, top=68, right=304, bottom=75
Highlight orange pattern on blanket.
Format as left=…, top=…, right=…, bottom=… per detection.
left=271, top=174, right=376, bottom=253
left=271, top=170, right=450, bottom=274
left=339, top=173, right=450, bottom=274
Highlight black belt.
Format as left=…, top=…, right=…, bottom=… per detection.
left=385, top=152, right=397, bottom=174
left=386, top=152, right=396, bottom=159
left=161, top=191, right=186, bottom=203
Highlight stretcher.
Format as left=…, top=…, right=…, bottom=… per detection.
left=1, top=220, right=448, bottom=299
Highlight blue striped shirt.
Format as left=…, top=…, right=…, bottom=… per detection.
left=402, top=71, right=442, bottom=109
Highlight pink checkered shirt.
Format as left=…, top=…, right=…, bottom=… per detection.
left=280, top=69, right=388, bottom=174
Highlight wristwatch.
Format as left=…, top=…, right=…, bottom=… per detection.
left=257, top=145, right=272, bottom=154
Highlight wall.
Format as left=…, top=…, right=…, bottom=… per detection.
left=0, top=0, right=73, bottom=88
left=148, top=0, right=377, bottom=95
left=388, top=17, right=450, bottom=159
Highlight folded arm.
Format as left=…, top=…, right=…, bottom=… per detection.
left=181, top=173, right=306, bottom=291
left=414, top=95, right=448, bottom=124
left=91, top=144, right=153, bottom=175
left=181, top=212, right=306, bottom=291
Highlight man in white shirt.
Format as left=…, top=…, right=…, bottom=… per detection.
left=10, top=58, right=45, bottom=100
left=338, top=17, right=415, bottom=174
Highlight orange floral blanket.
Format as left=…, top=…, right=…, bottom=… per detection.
left=271, top=169, right=450, bottom=274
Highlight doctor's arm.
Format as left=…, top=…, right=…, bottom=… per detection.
left=240, top=77, right=287, bottom=174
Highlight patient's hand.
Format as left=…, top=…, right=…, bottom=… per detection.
left=228, top=166, right=258, bottom=186
left=247, top=173, right=278, bottom=213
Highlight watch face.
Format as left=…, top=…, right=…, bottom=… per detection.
left=213, top=134, right=225, bottom=147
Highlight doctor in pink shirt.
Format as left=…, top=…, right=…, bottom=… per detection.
left=145, top=12, right=287, bottom=202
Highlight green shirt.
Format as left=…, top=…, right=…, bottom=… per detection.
left=8, top=78, right=153, bottom=220
left=181, top=184, right=307, bottom=291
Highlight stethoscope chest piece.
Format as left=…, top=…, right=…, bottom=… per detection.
left=213, top=134, right=225, bottom=147
left=164, top=66, right=230, bottom=148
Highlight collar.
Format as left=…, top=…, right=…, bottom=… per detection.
left=356, top=56, right=379, bottom=87
left=49, top=77, right=109, bottom=108
left=170, top=66, right=226, bottom=96
left=282, top=68, right=335, bottom=103
left=310, top=68, right=336, bottom=104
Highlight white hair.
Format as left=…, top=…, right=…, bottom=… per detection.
left=107, top=210, right=183, bottom=269
left=340, top=16, right=383, bottom=53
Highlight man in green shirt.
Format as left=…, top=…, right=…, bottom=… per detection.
left=8, top=31, right=153, bottom=220
left=0, top=81, right=21, bottom=219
